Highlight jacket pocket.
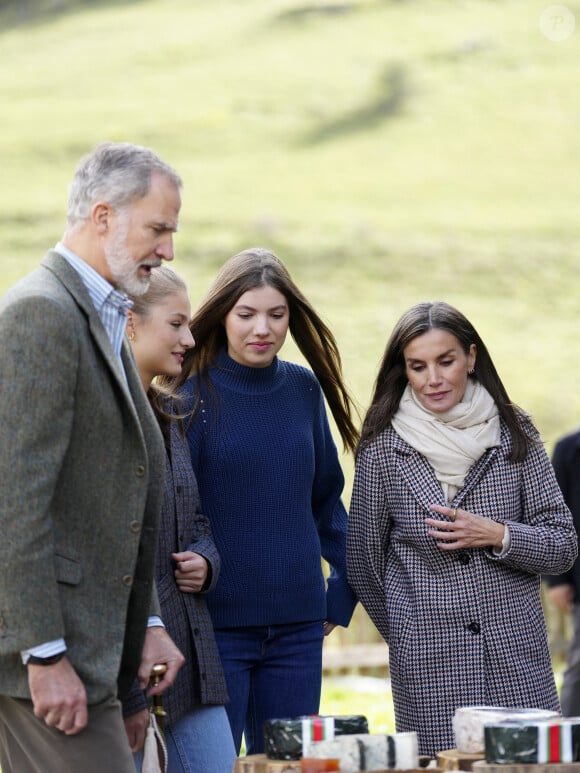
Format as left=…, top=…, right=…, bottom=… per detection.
left=54, top=554, right=82, bottom=586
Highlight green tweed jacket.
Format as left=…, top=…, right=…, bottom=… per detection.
left=0, top=251, right=165, bottom=704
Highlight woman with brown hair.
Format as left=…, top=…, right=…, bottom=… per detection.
left=174, top=247, right=359, bottom=755
left=347, top=300, right=577, bottom=757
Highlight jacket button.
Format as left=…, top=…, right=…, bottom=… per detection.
left=122, top=575, right=133, bottom=587
left=458, top=552, right=471, bottom=565
left=135, top=465, right=145, bottom=477
left=468, top=622, right=481, bottom=634
left=130, top=520, right=141, bottom=533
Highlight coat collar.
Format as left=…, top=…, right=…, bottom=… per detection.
left=388, top=421, right=503, bottom=509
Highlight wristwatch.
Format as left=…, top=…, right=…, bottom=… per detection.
left=26, top=652, right=65, bottom=666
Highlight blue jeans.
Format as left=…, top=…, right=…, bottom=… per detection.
left=133, top=705, right=236, bottom=773
left=214, top=621, right=325, bottom=755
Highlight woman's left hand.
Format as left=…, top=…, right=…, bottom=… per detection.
left=425, top=505, right=505, bottom=551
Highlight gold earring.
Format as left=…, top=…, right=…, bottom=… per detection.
left=128, top=326, right=135, bottom=342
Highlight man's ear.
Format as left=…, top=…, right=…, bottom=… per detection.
left=92, top=201, right=111, bottom=233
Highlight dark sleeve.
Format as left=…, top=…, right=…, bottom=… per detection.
left=311, top=386, right=358, bottom=627
left=187, top=505, right=221, bottom=594
left=545, top=437, right=575, bottom=587
left=121, top=678, right=148, bottom=718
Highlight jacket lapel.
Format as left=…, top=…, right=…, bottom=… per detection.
left=41, top=251, right=143, bottom=427
left=391, top=432, right=447, bottom=509
left=453, top=441, right=500, bottom=507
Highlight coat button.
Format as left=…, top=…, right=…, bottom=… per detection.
left=122, top=575, right=133, bottom=587
left=468, top=622, right=481, bottom=634
left=458, top=552, right=471, bottom=565
left=135, top=465, right=145, bottom=477
left=130, top=520, right=141, bottom=533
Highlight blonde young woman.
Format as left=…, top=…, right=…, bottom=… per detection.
left=347, top=300, right=577, bottom=757
left=122, top=266, right=236, bottom=773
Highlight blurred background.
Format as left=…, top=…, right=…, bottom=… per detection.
left=1, top=0, right=579, bottom=732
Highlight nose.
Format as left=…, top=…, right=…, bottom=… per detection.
left=156, top=235, right=175, bottom=262
left=427, top=365, right=442, bottom=385
left=254, top=315, right=270, bottom=336
left=182, top=328, right=195, bottom=349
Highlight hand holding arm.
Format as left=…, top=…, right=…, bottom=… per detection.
left=172, top=551, right=209, bottom=593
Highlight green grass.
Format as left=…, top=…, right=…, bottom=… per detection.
left=239, top=674, right=395, bottom=755
left=1, top=0, right=579, bottom=446
left=321, top=675, right=396, bottom=735
left=1, top=0, right=580, bottom=653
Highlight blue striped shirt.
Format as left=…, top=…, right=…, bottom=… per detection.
left=55, top=241, right=132, bottom=362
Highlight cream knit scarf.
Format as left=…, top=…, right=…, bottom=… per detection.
left=391, top=379, right=501, bottom=503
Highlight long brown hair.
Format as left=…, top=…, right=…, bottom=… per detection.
left=173, top=247, right=359, bottom=454
left=359, top=301, right=533, bottom=461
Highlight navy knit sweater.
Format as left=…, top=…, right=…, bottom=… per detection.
left=182, top=350, right=357, bottom=630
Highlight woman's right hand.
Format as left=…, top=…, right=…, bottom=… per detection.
left=426, top=504, right=506, bottom=551
left=172, top=551, right=209, bottom=593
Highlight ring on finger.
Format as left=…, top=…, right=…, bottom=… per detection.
left=451, top=508, right=457, bottom=521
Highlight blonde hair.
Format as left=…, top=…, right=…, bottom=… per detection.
left=128, top=265, right=188, bottom=317
left=128, top=265, right=189, bottom=429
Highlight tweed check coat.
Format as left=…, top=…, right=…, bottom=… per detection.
left=0, top=252, right=165, bottom=705
left=347, top=416, right=577, bottom=757
left=123, top=414, right=229, bottom=725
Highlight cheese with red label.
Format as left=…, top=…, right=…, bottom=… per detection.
left=453, top=706, right=559, bottom=753
left=263, top=715, right=368, bottom=760
left=484, top=717, right=580, bottom=764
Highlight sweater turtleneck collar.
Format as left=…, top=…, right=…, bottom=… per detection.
left=210, top=349, right=282, bottom=394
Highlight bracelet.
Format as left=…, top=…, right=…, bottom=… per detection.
left=26, top=652, right=65, bottom=666
left=501, top=524, right=511, bottom=552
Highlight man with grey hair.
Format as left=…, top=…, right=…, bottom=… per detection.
left=0, top=141, right=186, bottom=772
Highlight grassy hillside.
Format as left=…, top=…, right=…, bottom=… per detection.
left=1, top=0, right=578, bottom=654
left=1, top=0, right=578, bottom=430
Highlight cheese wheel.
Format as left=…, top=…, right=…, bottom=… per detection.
left=453, top=707, right=559, bottom=754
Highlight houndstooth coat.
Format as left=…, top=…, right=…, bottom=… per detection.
left=123, top=414, right=229, bottom=724
left=347, top=416, right=577, bottom=757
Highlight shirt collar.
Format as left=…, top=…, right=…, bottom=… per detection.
left=54, top=241, right=133, bottom=315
